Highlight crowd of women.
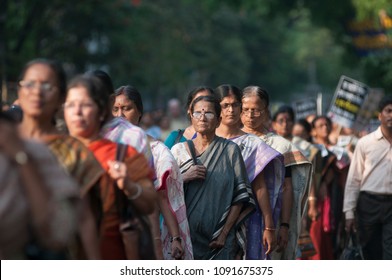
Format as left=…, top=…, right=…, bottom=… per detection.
left=0, top=58, right=388, bottom=260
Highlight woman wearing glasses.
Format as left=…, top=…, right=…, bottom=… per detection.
left=16, top=58, right=104, bottom=259
left=214, top=84, right=284, bottom=259
left=164, top=87, right=214, bottom=149
left=171, top=94, right=255, bottom=259
left=241, top=86, right=312, bottom=260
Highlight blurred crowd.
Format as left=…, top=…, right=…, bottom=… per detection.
left=1, top=58, right=391, bottom=260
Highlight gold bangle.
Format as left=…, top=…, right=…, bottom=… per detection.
left=308, top=196, right=317, bottom=201
left=128, top=183, right=142, bottom=200
left=264, top=227, right=276, bottom=231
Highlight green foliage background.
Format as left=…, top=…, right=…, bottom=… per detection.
left=1, top=0, right=391, bottom=108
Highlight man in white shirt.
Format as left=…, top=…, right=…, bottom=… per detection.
left=343, top=95, right=392, bottom=259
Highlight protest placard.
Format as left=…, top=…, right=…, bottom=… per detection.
left=292, top=98, right=317, bottom=120
left=327, top=75, right=369, bottom=128
left=352, top=88, right=384, bottom=132
left=292, top=93, right=322, bottom=120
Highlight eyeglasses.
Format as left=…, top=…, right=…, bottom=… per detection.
left=19, top=80, right=55, bottom=93
left=221, top=102, right=241, bottom=110
left=242, top=108, right=265, bottom=117
left=192, top=111, right=215, bottom=120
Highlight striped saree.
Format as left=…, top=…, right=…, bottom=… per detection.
left=171, top=136, right=255, bottom=260
left=230, top=134, right=285, bottom=260
left=259, top=133, right=312, bottom=260
left=101, top=117, right=154, bottom=170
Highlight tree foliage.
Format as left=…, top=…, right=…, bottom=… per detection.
left=1, top=0, right=391, bottom=106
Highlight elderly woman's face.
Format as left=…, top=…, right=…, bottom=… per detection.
left=241, top=95, right=268, bottom=132
left=18, top=63, right=61, bottom=119
left=112, top=94, right=141, bottom=125
left=191, top=100, right=219, bottom=135
left=64, top=86, right=101, bottom=140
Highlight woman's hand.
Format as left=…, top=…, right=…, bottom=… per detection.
left=107, top=160, right=127, bottom=189
left=308, top=202, right=319, bottom=222
left=263, top=230, right=277, bottom=255
left=209, top=229, right=228, bottom=249
left=275, top=226, right=289, bottom=253
left=182, top=164, right=206, bottom=183
left=171, top=240, right=184, bottom=260
left=108, top=160, right=142, bottom=199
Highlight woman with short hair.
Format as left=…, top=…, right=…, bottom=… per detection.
left=171, top=94, right=255, bottom=259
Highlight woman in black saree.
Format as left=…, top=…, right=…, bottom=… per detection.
left=170, top=94, right=255, bottom=260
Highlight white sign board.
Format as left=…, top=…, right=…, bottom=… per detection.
left=327, top=75, right=369, bottom=128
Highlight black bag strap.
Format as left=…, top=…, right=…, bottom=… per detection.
left=174, top=129, right=185, bottom=145
left=116, top=143, right=128, bottom=163
left=114, top=143, right=133, bottom=222
left=186, top=140, right=198, bottom=165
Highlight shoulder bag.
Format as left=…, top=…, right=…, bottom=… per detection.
left=115, top=143, right=156, bottom=260
left=340, top=231, right=364, bottom=260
